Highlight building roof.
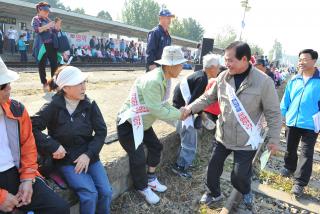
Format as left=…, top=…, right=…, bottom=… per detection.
left=0, top=0, right=198, bottom=47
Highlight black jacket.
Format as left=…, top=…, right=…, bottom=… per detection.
left=146, top=24, right=171, bottom=68
left=173, top=70, right=208, bottom=109
left=31, top=93, right=107, bottom=166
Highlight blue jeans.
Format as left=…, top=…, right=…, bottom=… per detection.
left=176, top=120, right=198, bottom=169
left=60, top=161, right=112, bottom=214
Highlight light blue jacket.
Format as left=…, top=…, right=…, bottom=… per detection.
left=280, top=68, right=320, bottom=131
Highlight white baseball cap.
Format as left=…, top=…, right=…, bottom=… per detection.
left=0, top=57, right=19, bottom=85
left=155, top=46, right=187, bottom=66
left=56, top=66, right=88, bottom=89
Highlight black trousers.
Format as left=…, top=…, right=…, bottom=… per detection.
left=0, top=167, right=69, bottom=214
left=284, top=126, right=318, bottom=186
left=19, top=50, right=27, bottom=62
left=207, top=141, right=256, bottom=197
left=38, top=43, right=58, bottom=85
left=117, top=121, right=163, bottom=190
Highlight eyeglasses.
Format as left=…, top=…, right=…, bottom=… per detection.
left=0, top=83, right=9, bottom=90
left=298, top=58, right=313, bottom=63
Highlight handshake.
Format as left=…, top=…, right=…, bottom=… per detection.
left=179, top=106, right=192, bottom=120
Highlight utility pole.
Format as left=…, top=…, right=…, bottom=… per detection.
left=239, top=0, right=251, bottom=41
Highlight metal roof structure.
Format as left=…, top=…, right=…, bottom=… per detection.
left=0, top=0, right=199, bottom=47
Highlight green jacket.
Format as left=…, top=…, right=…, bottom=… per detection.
left=119, top=67, right=181, bottom=130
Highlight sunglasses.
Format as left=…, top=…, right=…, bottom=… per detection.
left=0, top=83, right=9, bottom=90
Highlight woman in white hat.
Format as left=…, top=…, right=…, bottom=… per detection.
left=117, top=45, right=187, bottom=204
left=32, top=66, right=112, bottom=214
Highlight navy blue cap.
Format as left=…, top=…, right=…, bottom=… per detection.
left=39, top=5, right=51, bottom=11
left=159, top=8, right=175, bottom=17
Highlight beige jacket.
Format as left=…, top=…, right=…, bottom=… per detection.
left=190, top=66, right=281, bottom=150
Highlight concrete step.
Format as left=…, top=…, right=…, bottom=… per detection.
left=220, top=173, right=320, bottom=214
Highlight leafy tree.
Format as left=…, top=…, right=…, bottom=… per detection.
left=170, top=18, right=184, bottom=38
left=214, top=26, right=237, bottom=49
left=122, top=0, right=203, bottom=41
left=73, top=8, right=86, bottom=15
left=249, top=43, right=264, bottom=55
left=97, top=10, right=113, bottom=21
left=180, top=18, right=204, bottom=41
left=122, top=0, right=160, bottom=30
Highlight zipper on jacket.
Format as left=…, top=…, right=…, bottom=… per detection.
left=294, top=84, right=306, bottom=126
left=17, top=119, right=21, bottom=169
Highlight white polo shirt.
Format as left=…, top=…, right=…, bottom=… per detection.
left=0, top=108, right=15, bottom=172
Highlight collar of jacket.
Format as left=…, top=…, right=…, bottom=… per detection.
left=292, top=67, right=320, bottom=80
left=1, top=100, right=16, bottom=120
left=225, top=64, right=253, bottom=94
left=158, top=24, right=169, bottom=35
left=51, top=93, right=92, bottom=113
left=158, top=67, right=168, bottom=87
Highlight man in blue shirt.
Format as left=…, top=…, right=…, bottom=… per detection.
left=280, top=49, right=320, bottom=197
left=146, top=8, right=174, bottom=72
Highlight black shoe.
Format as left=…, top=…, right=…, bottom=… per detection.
left=171, top=164, right=192, bottom=178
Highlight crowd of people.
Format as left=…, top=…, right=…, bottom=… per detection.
left=0, top=2, right=319, bottom=214
left=69, top=38, right=146, bottom=64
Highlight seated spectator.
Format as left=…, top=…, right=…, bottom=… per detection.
left=32, top=66, right=113, bottom=214
left=110, top=49, right=116, bottom=62
left=76, top=47, right=85, bottom=62
left=96, top=49, right=103, bottom=58
left=122, top=51, right=129, bottom=62
left=0, top=58, right=69, bottom=214
left=114, top=49, right=123, bottom=62
left=91, top=48, right=97, bottom=58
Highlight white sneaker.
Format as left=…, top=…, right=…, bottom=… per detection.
left=139, top=187, right=160, bottom=204
left=148, top=178, right=167, bottom=192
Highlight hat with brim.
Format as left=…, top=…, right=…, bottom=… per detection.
left=154, top=46, right=187, bottom=66
left=56, top=66, right=88, bottom=89
left=0, top=57, right=19, bottom=85
left=159, top=8, right=175, bottom=17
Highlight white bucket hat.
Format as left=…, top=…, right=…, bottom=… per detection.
left=56, top=66, right=88, bottom=89
left=0, top=57, right=19, bottom=85
left=155, top=46, right=187, bottom=66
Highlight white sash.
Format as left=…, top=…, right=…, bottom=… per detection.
left=226, top=82, right=264, bottom=149
left=118, top=78, right=172, bottom=149
left=180, top=78, right=194, bottom=128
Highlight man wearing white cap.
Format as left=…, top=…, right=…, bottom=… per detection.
left=117, top=46, right=187, bottom=204
left=32, top=66, right=112, bottom=214
left=146, top=7, right=175, bottom=72
left=0, top=57, right=69, bottom=213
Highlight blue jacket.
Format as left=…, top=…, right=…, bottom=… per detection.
left=146, top=25, right=171, bottom=68
left=280, top=68, right=320, bottom=131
